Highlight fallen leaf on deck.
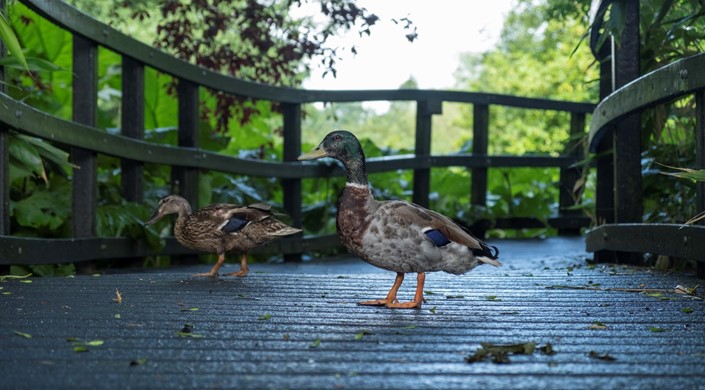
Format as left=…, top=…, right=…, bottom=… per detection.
left=648, top=326, right=666, bottom=332
left=176, top=332, right=204, bottom=338
left=589, top=322, right=608, bottom=330
left=258, top=314, right=272, bottom=321
left=13, top=330, right=32, bottom=339
left=588, top=351, right=616, bottom=361
left=129, top=359, right=147, bottom=367
left=0, top=273, right=32, bottom=281
left=675, top=285, right=699, bottom=295
left=309, top=339, right=321, bottom=348
left=681, top=308, right=694, bottom=314
left=354, top=330, right=373, bottom=340
left=114, top=288, right=122, bottom=304
left=465, top=342, right=552, bottom=364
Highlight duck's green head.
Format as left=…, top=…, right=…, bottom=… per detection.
left=298, top=130, right=368, bottom=185
left=298, top=130, right=365, bottom=163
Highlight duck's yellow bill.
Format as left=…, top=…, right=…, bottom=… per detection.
left=298, top=147, right=327, bottom=161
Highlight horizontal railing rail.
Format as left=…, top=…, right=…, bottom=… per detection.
left=0, top=0, right=595, bottom=266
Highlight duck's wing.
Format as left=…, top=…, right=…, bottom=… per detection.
left=390, top=201, right=501, bottom=266
left=190, top=204, right=260, bottom=234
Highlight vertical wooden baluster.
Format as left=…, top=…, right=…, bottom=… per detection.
left=558, top=112, right=585, bottom=235
left=594, top=40, right=616, bottom=262
left=121, top=56, right=145, bottom=203
left=612, top=1, right=642, bottom=264
left=171, top=79, right=199, bottom=265
left=72, top=36, right=98, bottom=240
left=414, top=99, right=441, bottom=208
left=0, top=0, right=8, bottom=236
left=471, top=103, right=489, bottom=237
left=695, top=89, right=705, bottom=277
left=282, top=102, right=302, bottom=262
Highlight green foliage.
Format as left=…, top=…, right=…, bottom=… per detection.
left=0, top=10, right=28, bottom=71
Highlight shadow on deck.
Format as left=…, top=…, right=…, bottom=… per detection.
left=1, top=237, right=704, bottom=389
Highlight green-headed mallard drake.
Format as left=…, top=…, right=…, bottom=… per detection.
left=145, top=194, right=301, bottom=277
left=298, top=130, right=500, bottom=309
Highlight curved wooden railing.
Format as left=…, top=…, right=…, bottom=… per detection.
left=0, top=0, right=594, bottom=265
left=586, top=50, right=705, bottom=274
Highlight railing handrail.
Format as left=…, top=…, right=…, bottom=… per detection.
left=588, top=52, right=705, bottom=152
left=0, top=0, right=596, bottom=266
left=1, top=92, right=578, bottom=179
left=22, top=0, right=594, bottom=113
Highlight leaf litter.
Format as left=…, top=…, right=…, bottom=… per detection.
left=465, top=342, right=555, bottom=364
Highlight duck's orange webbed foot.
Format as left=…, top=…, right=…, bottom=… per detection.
left=224, top=254, right=249, bottom=277
left=357, top=272, right=426, bottom=309
left=193, top=254, right=225, bottom=277
left=193, top=271, right=219, bottom=277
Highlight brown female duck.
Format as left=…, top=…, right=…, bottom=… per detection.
left=145, top=195, right=301, bottom=277
left=299, top=130, right=500, bottom=309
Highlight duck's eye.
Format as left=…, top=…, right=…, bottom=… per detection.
left=333, top=134, right=342, bottom=141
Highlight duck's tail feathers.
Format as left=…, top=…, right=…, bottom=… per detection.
left=472, top=242, right=501, bottom=267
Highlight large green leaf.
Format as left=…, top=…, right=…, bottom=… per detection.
left=8, top=134, right=45, bottom=182
left=12, top=185, right=71, bottom=230
left=0, top=12, right=28, bottom=71
left=660, top=165, right=705, bottom=182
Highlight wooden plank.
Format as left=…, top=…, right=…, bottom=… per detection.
left=71, top=35, right=98, bottom=238
left=586, top=224, right=705, bottom=263
left=1, top=257, right=704, bottom=389
left=0, top=234, right=342, bottom=265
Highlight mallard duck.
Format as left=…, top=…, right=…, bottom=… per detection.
left=145, top=195, right=301, bottom=277
left=298, top=130, right=500, bottom=309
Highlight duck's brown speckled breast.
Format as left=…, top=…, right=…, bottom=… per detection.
left=336, top=185, right=375, bottom=257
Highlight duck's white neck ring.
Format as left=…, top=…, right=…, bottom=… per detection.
left=345, top=182, right=369, bottom=190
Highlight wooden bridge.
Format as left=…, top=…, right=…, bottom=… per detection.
left=1, top=0, right=705, bottom=388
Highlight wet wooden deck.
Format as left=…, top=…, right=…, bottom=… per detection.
left=1, top=238, right=704, bottom=389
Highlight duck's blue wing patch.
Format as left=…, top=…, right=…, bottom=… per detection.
left=424, top=229, right=451, bottom=247
left=221, top=217, right=248, bottom=233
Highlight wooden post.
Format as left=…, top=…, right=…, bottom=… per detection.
left=0, top=0, right=8, bottom=236
left=121, top=56, right=145, bottom=203
left=71, top=35, right=98, bottom=239
left=558, top=112, right=585, bottom=235
left=471, top=104, right=489, bottom=208
left=282, top=102, right=302, bottom=262
left=414, top=99, right=441, bottom=208
left=172, top=79, right=199, bottom=206
left=594, top=39, right=617, bottom=262
left=695, top=90, right=705, bottom=277
left=170, top=79, right=199, bottom=265
left=612, top=0, right=642, bottom=264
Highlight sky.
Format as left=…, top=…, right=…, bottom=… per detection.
left=300, top=0, right=516, bottom=91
